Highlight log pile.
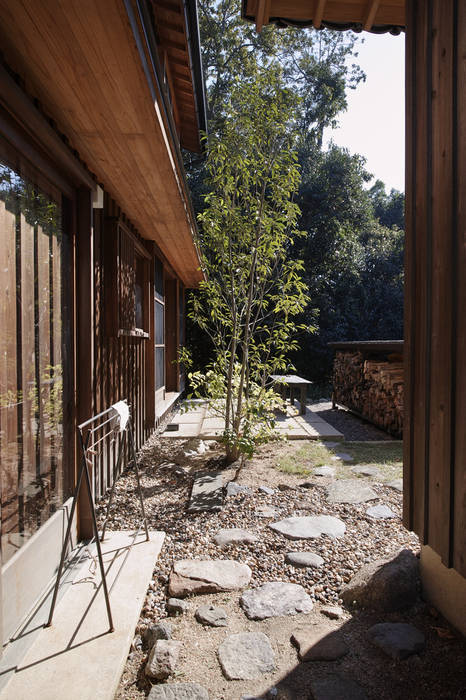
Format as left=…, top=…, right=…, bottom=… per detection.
left=332, top=350, right=403, bottom=437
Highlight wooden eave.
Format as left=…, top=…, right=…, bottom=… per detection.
left=0, top=0, right=204, bottom=287
left=242, top=0, right=405, bottom=33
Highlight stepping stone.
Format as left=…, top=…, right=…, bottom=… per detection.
left=145, top=640, right=182, bottom=679
left=322, top=441, right=340, bottom=448
left=218, top=632, right=275, bottom=680
left=352, top=466, right=381, bottom=478
left=368, top=622, right=425, bottom=659
left=321, top=605, right=344, bottom=620
left=226, top=482, right=251, bottom=497
left=291, top=625, right=349, bottom=661
left=285, top=552, right=324, bottom=568
left=341, top=549, right=419, bottom=612
left=188, top=470, right=224, bottom=513
left=314, top=466, right=336, bottom=477
left=144, top=621, right=173, bottom=648
left=167, top=598, right=189, bottom=615
left=331, top=452, right=354, bottom=461
left=168, top=559, right=252, bottom=597
left=195, top=604, right=228, bottom=627
left=366, top=504, right=397, bottom=519
left=148, top=683, right=209, bottom=700
left=255, top=506, right=278, bottom=518
left=387, top=478, right=403, bottom=492
left=240, top=581, right=313, bottom=620
left=326, top=479, right=377, bottom=504
left=259, top=485, right=275, bottom=495
left=269, top=515, right=346, bottom=540
left=213, top=528, right=258, bottom=548
left=310, top=675, right=368, bottom=700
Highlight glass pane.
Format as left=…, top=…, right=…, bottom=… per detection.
left=0, top=160, right=70, bottom=564
left=154, top=257, right=164, bottom=302
left=155, top=347, right=165, bottom=390
left=155, top=301, right=164, bottom=346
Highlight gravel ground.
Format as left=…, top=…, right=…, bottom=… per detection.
left=309, top=400, right=397, bottom=442
left=97, top=426, right=466, bottom=700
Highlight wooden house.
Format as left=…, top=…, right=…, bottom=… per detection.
left=242, top=0, right=466, bottom=634
left=0, top=0, right=206, bottom=648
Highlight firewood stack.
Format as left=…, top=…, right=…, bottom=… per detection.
left=332, top=350, right=403, bottom=437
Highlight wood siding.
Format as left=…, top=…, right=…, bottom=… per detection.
left=404, top=0, right=465, bottom=576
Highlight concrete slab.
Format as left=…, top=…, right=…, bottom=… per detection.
left=188, top=471, right=225, bottom=512
left=0, top=530, right=164, bottom=700
left=161, top=401, right=343, bottom=441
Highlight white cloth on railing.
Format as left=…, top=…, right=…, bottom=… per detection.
left=111, top=400, right=130, bottom=432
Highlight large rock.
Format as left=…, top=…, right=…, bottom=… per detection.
left=241, top=582, right=313, bottom=620
left=143, top=621, right=173, bottom=648
left=310, top=675, right=368, bottom=700
left=285, top=552, right=324, bottom=568
left=145, top=640, right=182, bottom=680
left=366, top=504, right=397, bottom=519
left=213, top=529, right=258, bottom=548
left=169, top=559, right=252, bottom=597
left=148, top=684, right=209, bottom=700
left=368, top=622, right=425, bottom=660
left=314, top=466, right=336, bottom=477
left=269, top=515, right=345, bottom=540
left=326, top=479, right=377, bottom=504
left=195, top=604, right=228, bottom=627
left=226, top=482, right=251, bottom=497
left=341, top=549, right=419, bottom=611
left=218, top=632, right=275, bottom=680
left=387, top=478, right=403, bottom=492
left=291, top=625, right=349, bottom=661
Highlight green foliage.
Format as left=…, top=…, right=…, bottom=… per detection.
left=369, top=179, right=405, bottom=230
left=188, top=68, right=310, bottom=461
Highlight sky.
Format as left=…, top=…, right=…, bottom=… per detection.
left=323, top=31, right=405, bottom=193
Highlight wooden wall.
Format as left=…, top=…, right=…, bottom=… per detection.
left=404, top=0, right=465, bottom=577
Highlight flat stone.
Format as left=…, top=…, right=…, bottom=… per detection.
left=291, top=625, right=349, bottom=661
left=213, top=528, right=259, bottom=548
left=169, top=559, right=252, bottom=597
left=145, top=640, right=182, bottom=680
left=255, top=506, right=278, bottom=518
left=331, top=452, right=354, bottom=462
left=143, top=621, right=173, bottom=648
left=326, top=479, right=377, bottom=504
left=259, top=485, right=275, bottom=495
left=366, top=504, right=397, bottom=519
left=285, top=552, right=324, bottom=568
left=387, top=478, right=403, bottom=492
left=321, top=441, right=340, bottom=448
left=368, top=622, right=425, bottom=660
left=226, top=482, right=251, bottom=497
left=148, top=683, right=209, bottom=700
left=195, top=604, right=228, bottom=627
left=351, top=466, right=381, bottom=478
left=314, top=466, right=336, bottom=477
left=320, top=605, right=344, bottom=620
left=310, top=675, right=368, bottom=700
left=269, top=515, right=346, bottom=540
left=218, top=632, right=275, bottom=680
left=188, top=471, right=224, bottom=513
left=241, top=581, right=313, bottom=620
left=341, top=549, right=419, bottom=612
left=167, top=598, right=189, bottom=615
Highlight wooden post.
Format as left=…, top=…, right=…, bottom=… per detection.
left=76, top=186, right=94, bottom=540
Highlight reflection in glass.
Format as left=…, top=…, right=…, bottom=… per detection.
left=0, top=161, right=69, bottom=563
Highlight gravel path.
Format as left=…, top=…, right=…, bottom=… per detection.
left=96, top=432, right=465, bottom=700
left=309, top=400, right=397, bottom=442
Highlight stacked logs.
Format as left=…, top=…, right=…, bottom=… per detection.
left=332, top=350, right=403, bottom=437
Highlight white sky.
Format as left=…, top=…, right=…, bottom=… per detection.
left=323, top=31, right=405, bottom=192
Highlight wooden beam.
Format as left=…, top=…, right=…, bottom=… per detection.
left=363, top=0, right=381, bottom=31
left=255, top=0, right=270, bottom=32
left=313, top=0, right=327, bottom=29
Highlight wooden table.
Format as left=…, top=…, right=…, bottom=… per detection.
left=270, top=374, right=313, bottom=415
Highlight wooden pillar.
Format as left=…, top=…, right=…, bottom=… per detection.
left=76, top=186, right=94, bottom=540
left=404, top=0, right=465, bottom=576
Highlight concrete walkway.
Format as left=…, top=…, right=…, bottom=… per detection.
left=162, top=400, right=343, bottom=440
left=0, top=530, right=164, bottom=700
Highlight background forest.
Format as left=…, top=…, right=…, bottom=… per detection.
left=184, top=0, right=404, bottom=389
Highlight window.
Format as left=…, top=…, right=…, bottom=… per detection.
left=0, top=147, right=72, bottom=563
left=104, top=220, right=150, bottom=337
left=154, top=256, right=165, bottom=392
